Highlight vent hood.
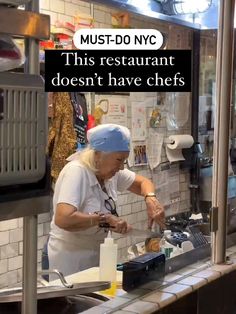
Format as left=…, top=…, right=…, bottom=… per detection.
left=90, top=0, right=219, bottom=30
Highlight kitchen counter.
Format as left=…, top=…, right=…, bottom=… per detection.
left=50, top=267, right=123, bottom=292
left=49, top=245, right=236, bottom=314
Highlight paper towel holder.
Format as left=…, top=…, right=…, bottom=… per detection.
left=164, top=138, right=175, bottom=145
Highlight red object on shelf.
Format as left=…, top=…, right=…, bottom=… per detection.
left=40, top=40, right=54, bottom=49
left=87, top=114, right=95, bottom=130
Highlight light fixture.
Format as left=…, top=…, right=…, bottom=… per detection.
left=162, top=0, right=212, bottom=15
left=127, top=0, right=151, bottom=11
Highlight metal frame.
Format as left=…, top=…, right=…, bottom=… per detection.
left=189, top=29, right=201, bottom=213
left=212, top=0, right=235, bottom=264
left=0, top=197, right=50, bottom=221
left=0, top=2, right=50, bottom=313
left=21, top=0, right=43, bottom=311
left=0, top=6, right=49, bottom=39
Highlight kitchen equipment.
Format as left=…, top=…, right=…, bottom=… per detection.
left=99, top=223, right=161, bottom=239
left=165, top=218, right=188, bottom=232
left=99, top=231, right=118, bottom=283
left=128, top=228, right=161, bottom=239
left=187, top=225, right=209, bottom=247
left=121, top=252, right=165, bottom=291
left=181, top=241, right=194, bottom=252
left=0, top=281, right=110, bottom=303
left=0, top=72, right=47, bottom=187
left=130, top=244, right=139, bottom=257
left=0, top=294, right=108, bottom=314
left=160, top=230, right=174, bottom=258
left=0, top=0, right=30, bottom=5
left=165, top=232, right=190, bottom=246
left=163, top=226, right=208, bottom=248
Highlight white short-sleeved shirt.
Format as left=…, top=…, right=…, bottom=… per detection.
left=50, top=160, right=135, bottom=245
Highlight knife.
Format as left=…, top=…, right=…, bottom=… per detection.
left=127, top=228, right=161, bottom=238
left=99, top=223, right=161, bottom=238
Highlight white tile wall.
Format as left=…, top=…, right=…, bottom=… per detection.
left=0, top=243, right=18, bottom=259
left=0, top=231, right=9, bottom=246
left=18, top=218, right=23, bottom=228
left=117, top=194, right=128, bottom=206
left=17, top=268, right=22, bottom=283
left=38, top=235, right=49, bottom=250
left=57, top=13, right=74, bottom=24
left=40, top=9, right=58, bottom=25
left=65, top=2, right=90, bottom=16
left=40, top=0, right=50, bottom=10
left=121, top=204, right=132, bottom=216
left=50, top=0, right=65, bottom=14
left=38, top=224, right=44, bottom=237
left=38, top=213, right=51, bottom=224
left=0, top=260, right=7, bottom=275
left=0, top=274, right=8, bottom=289
left=0, top=220, right=18, bottom=231
left=9, top=228, right=23, bottom=243
left=8, top=256, right=23, bottom=271
left=18, top=242, right=23, bottom=256
left=7, top=270, right=18, bottom=287
left=72, top=0, right=91, bottom=8
left=131, top=202, right=142, bottom=214
left=43, top=222, right=51, bottom=235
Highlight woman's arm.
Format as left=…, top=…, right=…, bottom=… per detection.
left=128, top=174, right=166, bottom=229
left=128, top=174, right=155, bottom=196
left=55, top=203, right=131, bottom=233
left=55, top=203, right=101, bottom=231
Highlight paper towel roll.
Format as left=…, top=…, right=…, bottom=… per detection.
left=166, top=135, right=194, bottom=162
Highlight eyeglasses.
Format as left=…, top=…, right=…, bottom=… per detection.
left=104, top=196, right=119, bottom=217
left=116, top=158, right=128, bottom=165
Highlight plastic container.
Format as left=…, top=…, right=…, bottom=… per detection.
left=160, top=230, right=174, bottom=258
left=170, top=245, right=183, bottom=258
left=181, top=240, right=194, bottom=253
left=99, top=231, right=118, bottom=296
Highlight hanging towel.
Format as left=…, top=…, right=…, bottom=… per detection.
left=47, top=92, right=77, bottom=182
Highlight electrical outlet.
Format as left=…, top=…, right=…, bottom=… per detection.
left=161, top=163, right=170, bottom=171
left=170, top=197, right=180, bottom=204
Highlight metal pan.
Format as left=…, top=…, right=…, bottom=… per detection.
left=0, top=281, right=110, bottom=303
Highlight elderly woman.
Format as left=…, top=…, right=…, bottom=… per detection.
left=48, top=124, right=165, bottom=277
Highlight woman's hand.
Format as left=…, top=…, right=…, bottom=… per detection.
left=105, top=214, right=131, bottom=234
left=145, top=197, right=166, bottom=229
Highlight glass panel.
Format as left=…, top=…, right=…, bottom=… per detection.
left=85, top=6, right=211, bottom=274
left=199, top=30, right=236, bottom=254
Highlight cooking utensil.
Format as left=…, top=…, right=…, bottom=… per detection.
left=127, top=228, right=161, bottom=238
left=99, top=223, right=161, bottom=238
left=0, top=281, right=110, bottom=303
left=130, top=244, right=139, bottom=257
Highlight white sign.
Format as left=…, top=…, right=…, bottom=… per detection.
left=73, top=28, right=163, bottom=50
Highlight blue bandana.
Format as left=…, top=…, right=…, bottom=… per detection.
left=87, top=124, right=130, bottom=152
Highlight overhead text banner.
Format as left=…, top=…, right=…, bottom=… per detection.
left=44, top=50, right=192, bottom=92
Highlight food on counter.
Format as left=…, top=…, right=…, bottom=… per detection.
left=128, top=238, right=161, bottom=259
left=145, top=237, right=161, bottom=252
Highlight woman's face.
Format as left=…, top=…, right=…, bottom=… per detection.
left=95, top=151, right=129, bottom=180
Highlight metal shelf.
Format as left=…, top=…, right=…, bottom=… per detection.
left=0, top=3, right=51, bottom=314
left=0, top=6, right=50, bottom=39
left=0, top=196, right=50, bottom=221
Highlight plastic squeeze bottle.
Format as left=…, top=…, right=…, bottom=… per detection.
left=160, top=230, right=174, bottom=258
left=99, top=231, right=118, bottom=295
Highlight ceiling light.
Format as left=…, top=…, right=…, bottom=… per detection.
left=162, top=0, right=212, bottom=15
left=127, top=0, right=151, bottom=11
